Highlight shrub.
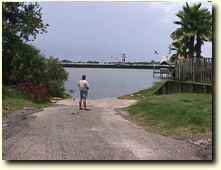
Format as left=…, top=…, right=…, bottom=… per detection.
left=10, top=43, right=47, bottom=84
left=45, top=57, right=68, bottom=97
left=17, top=82, right=49, bottom=101
left=9, top=44, right=68, bottom=98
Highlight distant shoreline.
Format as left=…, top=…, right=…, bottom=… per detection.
left=61, top=63, right=175, bottom=69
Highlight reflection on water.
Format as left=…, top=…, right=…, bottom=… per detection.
left=64, top=68, right=158, bottom=99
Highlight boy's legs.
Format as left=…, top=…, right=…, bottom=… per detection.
left=79, top=99, right=83, bottom=110
left=79, top=90, right=83, bottom=110
left=83, top=99, right=87, bottom=109
left=80, top=90, right=88, bottom=110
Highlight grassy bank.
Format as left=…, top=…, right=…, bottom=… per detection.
left=2, top=86, right=49, bottom=116
left=119, top=81, right=164, bottom=100
left=120, top=82, right=212, bottom=139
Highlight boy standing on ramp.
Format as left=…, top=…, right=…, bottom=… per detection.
left=78, top=75, right=90, bottom=110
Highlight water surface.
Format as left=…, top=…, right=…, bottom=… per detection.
left=65, top=68, right=158, bottom=99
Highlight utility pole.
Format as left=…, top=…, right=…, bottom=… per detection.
left=122, top=53, right=126, bottom=63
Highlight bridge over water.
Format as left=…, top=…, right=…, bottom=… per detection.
left=61, top=63, right=175, bottom=70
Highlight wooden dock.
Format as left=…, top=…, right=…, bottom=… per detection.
left=153, top=65, right=173, bottom=79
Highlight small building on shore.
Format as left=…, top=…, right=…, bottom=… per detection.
left=160, top=56, right=170, bottom=65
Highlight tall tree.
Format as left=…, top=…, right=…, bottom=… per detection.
left=170, top=27, right=189, bottom=58
left=194, top=7, right=212, bottom=58
left=171, top=2, right=212, bottom=59
left=2, top=2, right=48, bottom=84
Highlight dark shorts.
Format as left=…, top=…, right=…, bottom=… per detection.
left=80, top=90, right=88, bottom=100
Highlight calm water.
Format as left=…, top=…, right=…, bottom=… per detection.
left=64, top=68, right=158, bottom=99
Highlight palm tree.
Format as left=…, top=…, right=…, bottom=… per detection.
left=194, top=6, right=212, bottom=58
left=171, top=2, right=212, bottom=59
left=170, top=27, right=189, bottom=58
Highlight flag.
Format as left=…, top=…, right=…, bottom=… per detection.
left=154, top=50, right=159, bottom=55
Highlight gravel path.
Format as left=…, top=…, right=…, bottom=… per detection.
left=3, top=98, right=201, bottom=160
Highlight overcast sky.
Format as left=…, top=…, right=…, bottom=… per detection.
left=32, top=1, right=212, bottom=62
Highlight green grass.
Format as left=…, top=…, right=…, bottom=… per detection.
left=2, top=86, right=49, bottom=116
left=118, top=81, right=165, bottom=100
left=121, top=83, right=212, bottom=139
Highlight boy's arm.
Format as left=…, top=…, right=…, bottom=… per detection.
left=86, top=82, right=90, bottom=89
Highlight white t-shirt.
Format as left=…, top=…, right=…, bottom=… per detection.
left=78, top=80, right=90, bottom=91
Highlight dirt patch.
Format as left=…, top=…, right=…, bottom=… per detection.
left=115, top=107, right=212, bottom=160
left=3, top=107, right=42, bottom=139
left=187, top=138, right=212, bottom=160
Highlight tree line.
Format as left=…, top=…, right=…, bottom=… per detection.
left=2, top=2, right=68, bottom=99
